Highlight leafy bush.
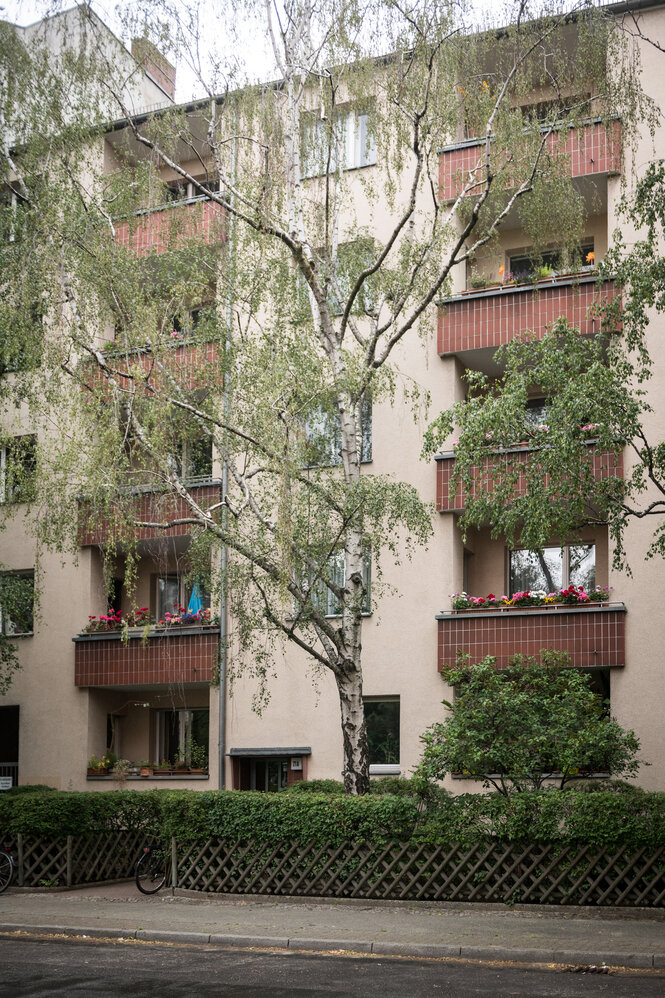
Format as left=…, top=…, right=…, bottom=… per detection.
left=416, top=791, right=665, bottom=850
left=0, top=789, right=164, bottom=838
left=2, top=788, right=665, bottom=853
left=418, top=655, right=642, bottom=795
left=285, top=779, right=345, bottom=795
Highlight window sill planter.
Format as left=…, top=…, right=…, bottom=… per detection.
left=139, top=766, right=154, bottom=777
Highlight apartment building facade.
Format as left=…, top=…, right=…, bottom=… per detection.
left=2, top=1, right=665, bottom=794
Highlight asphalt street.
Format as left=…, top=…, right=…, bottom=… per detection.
left=1, top=936, right=665, bottom=998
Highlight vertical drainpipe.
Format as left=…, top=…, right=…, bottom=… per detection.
left=218, top=105, right=236, bottom=789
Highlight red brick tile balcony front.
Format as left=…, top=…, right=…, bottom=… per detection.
left=438, top=277, right=614, bottom=356
left=78, top=483, right=222, bottom=545
left=436, top=604, right=626, bottom=671
left=435, top=446, right=623, bottom=513
left=83, top=340, right=223, bottom=395
left=74, top=627, right=219, bottom=686
left=439, top=119, right=621, bottom=202
left=114, top=198, right=224, bottom=258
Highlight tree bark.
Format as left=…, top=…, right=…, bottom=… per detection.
left=336, top=667, right=370, bottom=795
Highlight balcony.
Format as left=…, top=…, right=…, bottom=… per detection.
left=114, top=197, right=224, bottom=259
left=83, top=339, right=223, bottom=395
left=439, top=119, right=621, bottom=203
left=435, top=445, right=623, bottom=513
left=436, top=603, right=626, bottom=671
left=438, top=275, right=615, bottom=357
left=78, top=482, right=222, bottom=545
left=74, top=626, right=219, bottom=686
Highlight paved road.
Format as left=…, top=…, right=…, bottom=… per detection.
left=1, top=936, right=664, bottom=998
left=3, top=884, right=665, bottom=969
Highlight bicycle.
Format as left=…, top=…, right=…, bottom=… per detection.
left=135, top=844, right=168, bottom=895
left=0, top=845, right=15, bottom=894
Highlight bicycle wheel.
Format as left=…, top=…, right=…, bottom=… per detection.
left=0, top=851, right=14, bottom=894
left=135, top=848, right=167, bottom=895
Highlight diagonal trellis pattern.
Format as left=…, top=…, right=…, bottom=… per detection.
left=5, top=833, right=665, bottom=906
left=12, top=832, right=146, bottom=887
left=176, top=838, right=665, bottom=907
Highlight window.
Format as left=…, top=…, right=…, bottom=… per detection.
left=154, top=708, right=209, bottom=767
left=0, top=571, right=35, bottom=636
left=162, top=177, right=219, bottom=204
left=364, top=697, right=400, bottom=766
left=156, top=575, right=211, bottom=619
left=307, top=548, right=371, bottom=617
left=509, top=544, right=595, bottom=595
left=301, top=109, right=376, bottom=179
left=508, top=241, right=594, bottom=279
left=304, top=398, right=372, bottom=467
left=327, top=239, right=377, bottom=317
left=0, top=303, right=43, bottom=375
left=525, top=397, right=548, bottom=428
left=0, top=435, right=37, bottom=503
left=169, top=436, right=213, bottom=483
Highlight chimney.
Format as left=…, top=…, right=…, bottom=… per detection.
left=132, top=37, right=176, bottom=101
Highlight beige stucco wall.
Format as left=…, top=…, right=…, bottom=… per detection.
left=4, top=5, right=665, bottom=794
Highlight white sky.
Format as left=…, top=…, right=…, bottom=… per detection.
left=1, top=0, right=276, bottom=102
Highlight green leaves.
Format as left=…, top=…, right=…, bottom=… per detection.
left=417, top=654, right=642, bottom=796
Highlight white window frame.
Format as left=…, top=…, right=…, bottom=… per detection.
left=154, top=707, right=209, bottom=766
left=304, top=399, right=372, bottom=468
left=307, top=548, right=371, bottom=617
left=364, top=695, right=401, bottom=772
left=301, top=109, right=376, bottom=179
left=0, top=435, right=37, bottom=504
left=0, top=570, right=35, bottom=636
left=509, top=543, right=596, bottom=595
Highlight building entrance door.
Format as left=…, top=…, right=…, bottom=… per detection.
left=0, top=705, right=19, bottom=786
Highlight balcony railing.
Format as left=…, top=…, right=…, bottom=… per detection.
left=438, top=276, right=615, bottom=356
left=74, top=626, right=219, bottom=686
left=436, top=603, right=626, bottom=671
left=114, top=197, right=224, bottom=259
left=78, top=482, right=222, bottom=545
left=439, top=119, right=621, bottom=202
left=83, top=338, right=223, bottom=395
left=435, top=444, right=622, bottom=513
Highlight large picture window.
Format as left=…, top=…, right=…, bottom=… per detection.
left=364, top=697, right=400, bottom=766
left=509, top=544, right=595, bottom=595
left=304, top=398, right=372, bottom=467
left=0, top=571, right=35, bottom=636
left=154, top=708, right=209, bottom=768
left=301, top=109, right=376, bottom=179
left=307, top=548, right=371, bottom=617
left=0, top=435, right=37, bottom=503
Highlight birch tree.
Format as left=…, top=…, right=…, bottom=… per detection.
left=0, top=0, right=642, bottom=790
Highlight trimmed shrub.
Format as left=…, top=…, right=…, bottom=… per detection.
left=285, top=779, right=345, bottom=795
left=0, top=789, right=165, bottom=838
left=2, top=788, right=665, bottom=853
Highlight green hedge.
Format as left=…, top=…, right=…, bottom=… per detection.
left=3, top=788, right=665, bottom=851
left=417, top=792, right=665, bottom=850
left=0, top=789, right=164, bottom=838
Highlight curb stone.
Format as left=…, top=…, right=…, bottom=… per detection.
left=0, top=922, right=661, bottom=970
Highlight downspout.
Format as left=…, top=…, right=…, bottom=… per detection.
left=217, top=107, right=237, bottom=789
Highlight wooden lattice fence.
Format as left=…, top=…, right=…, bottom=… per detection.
left=175, top=839, right=665, bottom=907
left=5, top=833, right=665, bottom=905
left=5, top=831, right=144, bottom=888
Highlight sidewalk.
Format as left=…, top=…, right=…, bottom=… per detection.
left=2, top=881, right=665, bottom=970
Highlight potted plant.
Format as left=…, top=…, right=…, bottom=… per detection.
left=188, top=740, right=208, bottom=775
left=153, top=758, right=172, bottom=775
left=87, top=750, right=115, bottom=776
left=138, top=760, right=154, bottom=777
